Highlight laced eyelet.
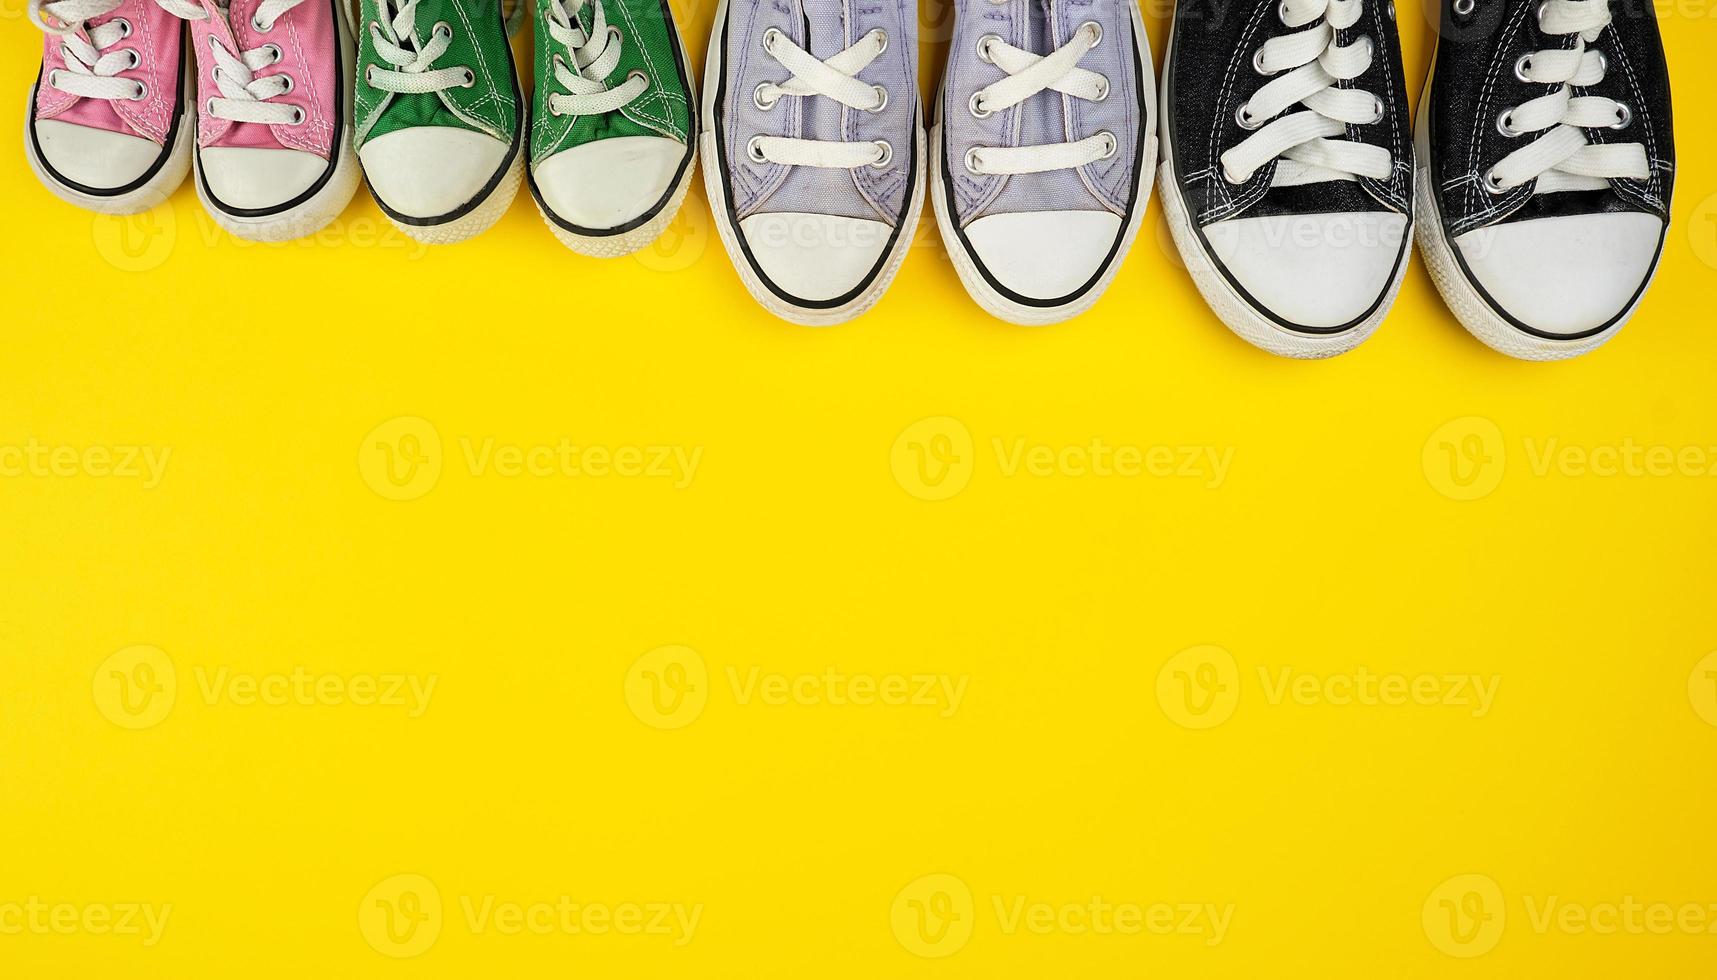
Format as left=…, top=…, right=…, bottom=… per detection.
left=1533, top=0, right=1549, bottom=27
left=205, top=98, right=217, bottom=114
left=1611, top=101, right=1632, bottom=129
left=1096, top=130, right=1117, bottom=159
left=627, top=69, right=648, bottom=91
left=262, top=43, right=282, bottom=64
left=762, top=27, right=782, bottom=53
left=969, top=92, right=993, bottom=119
left=252, top=15, right=271, bottom=31
left=1453, top=0, right=1474, bottom=15
left=1276, top=0, right=1292, bottom=23
left=746, top=135, right=768, bottom=163
left=976, top=33, right=1001, bottom=64
left=460, top=68, right=476, bottom=87
left=433, top=21, right=452, bottom=37
left=753, top=83, right=777, bottom=110
left=964, top=147, right=984, bottom=174
left=115, top=17, right=132, bottom=37
left=1367, top=95, right=1385, bottom=124
left=1482, top=169, right=1509, bottom=194
left=289, top=106, right=305, bottom=125
left=608, top=26, right=622, bottom=45
left=866, top=84, right=888, bottom=113
left=1495, top=109, right=1521, bottom=137
left=870, top=29, right=888, bottom=53
left=47, top=69, right=62, bottom=88
left=1078, top=20, right=1101, bottom=46
left=1513, top=54, right=1533, bottom=82
left=871, top=140, right=893, bottom=168
left=364, top=65, right=377, bottom=85
left=123, top=48, right=140, bottom=69
left=1235, top=102, right=1262, bottom=130
left=1595, top=50, right=1608, bottom=74
left=129, top=80, right=146, bottom=100
left=1252, top=47, right=1270, bottom=75
left=1354, top=34, right=1374, bottom=58
left=277, top=73, right=295, bottom=95
left=1092, top=76, right=1110, bottom=101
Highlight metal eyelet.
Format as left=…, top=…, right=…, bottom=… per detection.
left=252, top=15, right=270, bottom=31
left=1368, top=95, right=1385, bottom=124
left=115, top=17, right=132, bottom=37
left=870, top=29, right=888, bottom=53
left=1277, top=0, right=1292, bottom=22
left=205, top=98, right=217, bottom=114
left=964, top=147, right=984, bottom=174
left=746, top=135, right=768, bottom=163
left=1482, top=169, right=1509, bottom=194
left=1452, top=0, right=1474, bottom=15
left=1512, top=54, right=1533, bottom=82
left=1611, top=101, right=1632, bottom=129
left=870, top=140, right=892, bottom=167
left=1533, top=0, right=1549, bottom=27
left=277, top=73, right=295, bottom=94
left=1385, top=0, right=1395, bottom=20
left=1078, top=20, right=1101, bottom=46
left=762, top=27, right=782, bottom=53
left=289, top=106, right=305, bottom=125
left=969, top=92, right=993, bottom=118
left=263, top=43, right=282, bottom=64
left=1092, top=76, right=1110, bottom=101
left=1495, top=108, right=1521, bottom=137
left=123, top=48, right=140, bottom=69
left=1096, top=130, right=1117, bottom=159
left=433, top=21, right=452, bottom=37
left=627, top=69, right=648, bottom=91
left=1595, top=50, right=1608, bottom=74
left=47, top=69, right=62, bottom=88
left=608, top=26, right=622, bottom=45
left=1252, top=47, right=1270, bottom=75
left=129, top=80, right=146, bottom=100
left=1354, top=34, right=1374, bottom=59
left=866, top=84, right=888, bottom=113
left=753, top=82, right=776, bottom=110
left=364, top=65, right=377, bottom=85
left=976, top=33, right=1001, bottom=63
left=1235, top=102, right=1262, bottom=130
left=460, top=68, right=476, bottom=87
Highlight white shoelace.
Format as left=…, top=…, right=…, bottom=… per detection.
left=1221, top=0, right=1391, bottom=186
left=1484, top=0, right=1648, bottom=194
left=748, top=26, right=891, bottom=170
left=29, top=0, right=149, bottom=102
left=366, top=0, right=476, bottom=96
left=156, top=0, right=307, bottom=125
left=545, top=0, right=648, bottom=117
left=963, top=20, right=1114, bottom=177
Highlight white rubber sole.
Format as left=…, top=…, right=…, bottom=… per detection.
left=381, top=146, right=523, bottom=246
left=533, top=12, right=698, bottom=259
left=932, top=0, right=1156, bottom=327
left=193, top=3, right=361, bottom=243
left=23, top=89, right=193, bottom=216
left=1410, top=66, right=1664, bottom=361
left=698, top=0, right=925, bottom=326
left=1156, top=20, right=1409, bottom=359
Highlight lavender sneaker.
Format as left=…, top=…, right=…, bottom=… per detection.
left=932, top=0, right=1157, bottom=325
left=700, top=0, right=925, bottom=326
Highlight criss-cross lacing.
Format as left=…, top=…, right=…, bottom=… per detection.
left=156, top=0, right=306, bottom=125
left=1484, top=0, right=1648, bottom=194
left=963, top=20, right=1114, bottom=176
left=544, top=0, right=647, bottom=117
left=1221, top=0, right=1391, bottom=186
left=29, top=0, right=149, bottom=102
left=365, top=0, right=476, bottom=96
left=749, top=26, right=891, bottom=169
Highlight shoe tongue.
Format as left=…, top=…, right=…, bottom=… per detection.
left=1247, top=179, right=1380, bottom=218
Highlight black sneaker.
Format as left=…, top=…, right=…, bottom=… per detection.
left=1160, top=0, right=1415, bottom=359
left=1416, top=0, right=1674, bottom=360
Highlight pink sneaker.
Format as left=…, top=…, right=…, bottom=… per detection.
left=159, top=0, right=359, bottom=240
left=26, top=0, right=193, bottom=214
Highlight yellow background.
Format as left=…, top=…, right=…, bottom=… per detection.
left=4, top=0, right=1716, bottom=975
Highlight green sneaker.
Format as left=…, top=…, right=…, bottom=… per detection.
left=526, top=0, right=697, bottom=257
left=355, top=0, right=525, bottom=244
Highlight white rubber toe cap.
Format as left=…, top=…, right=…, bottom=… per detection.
left=200, top=145, right=327, bottom=211
left=1205, top=211, right=1408, bottom=330
left=737, top=211, right=891, bottom=303
left=33, top=119, right=164, bottom=191
left=534, top=135, right=683, bottom=230
left=964, top=210, right=1122, bottom=302
left=1453, top=211, right=1663, bottom=336
left=360, top=126, right=509, bottom=220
